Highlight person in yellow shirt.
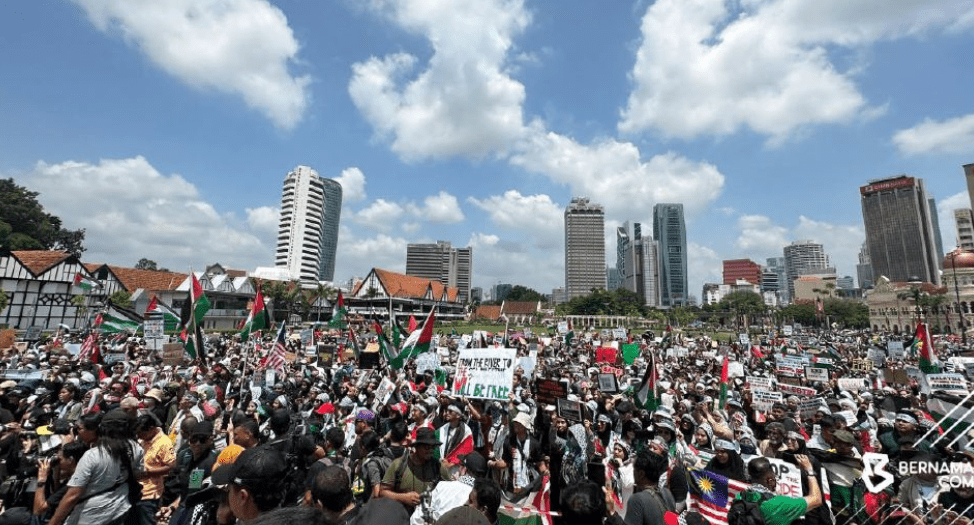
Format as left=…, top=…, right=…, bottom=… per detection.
left=135, top=413, right=176, bottom=525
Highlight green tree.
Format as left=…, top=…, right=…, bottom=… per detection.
left=135, top=258, right=158, bottom=271
left=780, top=302, right=816, bottom=325
left=0, top=289, right=8, bottom=313
left=505, top=285, right=545, bottom=302
left=668, top=306, right=698, bottom=328
left=108, top=290, right=132, bottom=309
left=0, top=178, right=86, bottom=256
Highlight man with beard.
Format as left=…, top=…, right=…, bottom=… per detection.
left=760, top=422, right=787, bottom=458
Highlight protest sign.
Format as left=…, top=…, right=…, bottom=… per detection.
left=64, top=343, right=81, bottom=356
left=764, top=458, right=803, bottom=498
left=518, top=356, right=537, bottom=377
left=622, top=344, right=640, bottom=365
left=926, top=373, right=969, bottom=394
left=882, top=368, right=910, bottom=386
left=358, top=351, right=380, bottom=369
left=783, top=325, right=793, bottom=336
left=728, top=362, right=745, bottom=378
left=557, top=398, right=582, bottom=422
left=24, top=326, right=42, bottom=341
left=747, top=376, right=774, bottom=391
left=799, top=397, right=828, bottom=419
left=596, top=347, right=617, bottom=364
left=1, top=370, right=44, bottom=381
left=453, top=348, right=517, bottom=400
left=852, top=359, right=873, bottom=372
left=835, top=410, right=858, bottom=427
left=666, top=347, right=689, bottom=358
left=888, top=341, right=906, bottom=360
left=536, top=379, right=568, bottom=405
left=318, top=344, right=335, bottom=367
left=806, top=367, right=828, bottom=382
left=776, top=361, right=805, bottom=377
left=752, top=389, right=783, bottom=411
left=867, top=348, right=886, bottom=365
left=601, top=365, right=625, bottom=378
left=375, top=377, right=396, bottom=406
left=814, top=357, right=835, bottom=368
left=837, top=377, right=867, bottom=391
left=415, top=352, right=441, bottom=375
left=300, top=329, right=313, bottom=345
left=162, top=343, right=184, bottom=365
left=778, top=384, right=816, bottom=397
left=557, top=322, right=568, bottom=335
left=739, top=333, right=750, bottom=345
left=597, top=373, right=618, bottom=393
left=103, top=352, right=126, bottom=365
left=144, top=319, right=164, bottom=340
left=613, top=328, right=627, bottom=340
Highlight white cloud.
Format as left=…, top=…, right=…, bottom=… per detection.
left=348, top=0, right=531, bottom=160
left=23, top=156, right=271, bottom=269
left=792, top=216, right=864, bottom=278
left=335, top=230, right=408, bottom=277
left=468, top=190, right=562, bottom=249
left=407, top=191, right=465, bottom=224
left=333, top=167, right=367, bottom=203
left=939, top=191, right=970, bottom=251
left=401, top=222, right=421, bottom=234
left=466, top=231, right=563, bottom=293
left=71, top=0, right=310, bottom=129
left=511, top=132, right=725, bottom=220
left=620, top=0, right=974, bottom=143
left=353, top=199, right=405, bottom=231
left=245, top=206, right=279, bottom=233
left=735, top=215, right=789, bottom=254
left=688, top=242, right=722, bottom=302
left=893, top=113, right=974, bottom=156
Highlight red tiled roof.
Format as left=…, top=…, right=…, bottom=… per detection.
left=502, top=301, right=539, bottom=315
left=12, top=251, right=73, bottom=276
left=474, top=305, right=502, bottom=321
left=357, top=268, right=460, bottom=302
left=105, top=266, right=187, bottom=292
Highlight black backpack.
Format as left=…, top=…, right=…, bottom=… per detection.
left=728, top=490, right=774, bottom=525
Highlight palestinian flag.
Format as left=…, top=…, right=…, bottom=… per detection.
left=99, top=302, right=142, bottom=334
left=373, top=320, right=396, bottom=364
left=635, top=350, right=660, bottom=411
left=391, top=314, right=406, bottom=348
left=718, top=352, right=729, bottom=410
left=662, top=325, right=672, bottom=346
left=408, top=315, right=418, bottom=333
left=240, top=288, right=269, bottom=341
left=328, top=292, right=346, bottom=329
left=179, top=321, right=205, bottom=361
left=72, top=272, right=101, bottom=291
left=927, top=392, right=974, bottom=442
left=750, top=346, right=766, bottom=360
left=347, top=327, right=361, bottom=360
left=180, top=274, right=211, bottom=327
left=914, top=323, right=939, bottom=373
left=565, top=318, right=574, bottom=347
left=145, top=295, right=181, bottom=332
left=391, top=308, right=435, bottom=369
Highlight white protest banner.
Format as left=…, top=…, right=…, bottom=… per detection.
left=728, top=362, right=745, bottom=378
left=557, top=322, right=568, bottom=335
left=764, top=458, right=803, bottom=499
left=927, top=373, right=969, bottom=394
left=667, top=347, right=689, bottom=358
left=836, top=377, right=867, bottom=391
left=739, top=333, right=750, bottom=345
left=799, top=397, right=828, bottom=419
left=783, top=325, right=793, bottom=336
left=814, top=357, right=835, bottom=368
left=104, top=352, right=126, bottom=365
left=776, top=361, right=805, bottom=377
left=415, top=352, right=441, bottom=375
left=835, top=410, right=858, bottom=427
left=453, top=348, right=517, bottom=400
left=613, top=328, right=627, bottom=340
left=752, top=389, right=783, bottom=411
left=806, top=367, right=829, bottom=382
left=747, top=376, right=774, bottom=391
left=518, top=356, right=537, bottom=377
left=888, top=341, right=906, bottom=360
left=144, top=319, right=164, bottom=340
left=375, top=377, right=396, bottom=406
left=778, top=384, right=816, bottom=397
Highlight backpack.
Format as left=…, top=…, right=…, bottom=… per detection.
left=728, top=490, right=774, bottom=525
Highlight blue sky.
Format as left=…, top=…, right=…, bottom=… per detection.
left=3, top=0, right=974, bottom=300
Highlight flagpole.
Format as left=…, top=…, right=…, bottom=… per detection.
left=914, top=389, right=974, bottom=447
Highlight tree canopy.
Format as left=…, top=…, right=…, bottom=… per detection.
left=0, top=178, right=85, bottom=256
left=505, top=285, right=545, bottom=303
left=559, top=288, right=648, bottom=317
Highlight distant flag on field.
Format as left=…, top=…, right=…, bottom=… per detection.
left=635, top=350, right=660, bottom=411
left=240, top=287, right=269, bottom=341
left=914, top=322, right=939, bottom=374
left=72, top=272, right=101, bottom=291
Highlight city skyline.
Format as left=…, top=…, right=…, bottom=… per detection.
left=3, top=2, right=974, bottom=298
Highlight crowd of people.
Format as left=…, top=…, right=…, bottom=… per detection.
left=0, top=322, right=968, bottom=525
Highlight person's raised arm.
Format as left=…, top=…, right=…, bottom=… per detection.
left=796, top=455, right=822, bottom=511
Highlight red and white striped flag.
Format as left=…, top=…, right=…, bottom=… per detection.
left=79, top=333, right=98, bottom=362
left=687, top=468, right=749, bottom=525
left=263, top=322, right=287, bottom=372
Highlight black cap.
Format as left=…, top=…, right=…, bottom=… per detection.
left=461, top=452, right=488, bottom=477
left=190, top=420, right=214, bottom=437
left=211, top=446, right=289, bottom=489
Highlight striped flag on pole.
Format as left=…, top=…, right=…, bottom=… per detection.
left=264, top=322, right=287, bottom=372
left=686, top=468, right=749, bottom=525
left=79, top=333, right=98, bottom=362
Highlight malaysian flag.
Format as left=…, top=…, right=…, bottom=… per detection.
left=264, top=322, right=287, bottom=372
left=79, top=333, right=98, bottom=363
left=687, top=468, right=749, bottom=525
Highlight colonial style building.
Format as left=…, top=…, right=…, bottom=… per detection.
left=348, top=268, right=465, bottom=324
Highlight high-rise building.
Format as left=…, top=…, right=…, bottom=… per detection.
left=275, top=166, right=342, bottom=283
left=965, top=163, right=974, bottom=208
left=405, top=241, right=473, bottom=302
left=764, top=257, right=787, bottom=303
left=616, top=222, right=631, bottom=290
left=956, top=209, right=974, bottom=251
left=619, top=221, right=660, bottom=307
left=860, top=175, right=942, bottom=285
left=856, top=242, right=873, bottom=289
left=653, top=203, right=688, bottom=307
left=723, top=259, right=762, bottom=287
left=565, top=198, right=606, bottom=299
left=929, top=197, right=945, bottom=262
left=493, top=283, right=513, bottom=302
left=607, top=267, right=622, bottom=291
left=783, top=241, right=830, bottom=301
left=319, top=178, right=343, bottom=281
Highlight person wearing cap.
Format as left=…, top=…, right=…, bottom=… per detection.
left=819, top=429, right=865, bottom=525
left=158, top=420, right=217, bottom=523
left=212, top=446, right=290, bottom=523
left=47, top=409, right=145, bottom=525
left=379, top=427, right=451, bottom=513
left=493, top=411, right=544, bottom=501
left=408, top=451, right=491, bottom=525
left=134, top=413, right=175, bottom=525
left=437, top=403, right=474, bottom=476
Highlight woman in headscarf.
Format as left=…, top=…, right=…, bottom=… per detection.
left=705, top=439, right=746, bottom=482
left=605, top=441, right=634, bottom=516
left=691, top=422, right=714, bottom=452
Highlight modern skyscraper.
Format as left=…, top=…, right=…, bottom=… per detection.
left=723, top=259, right=762, bottom=287
left=565, top=197, right=606, bottom=300
left=965, top=163, right=974, bottom=208
left=275, top=166, right=342, bottom=283
left=405, top=241, right=473, bottom=302
left=765, top=257, right=787, bottom=303
left=956, top=209, right=974, bottom=250
left=856, top=242, right=873, bottom=289
left=860, top=175, right=942, bottom=285
left=653, top=203, right=688, bottom=307
left=783, top=241, right=830, bottom=301
left=618, top=221, right=660, bottom=307
left=319, top=178, right=343, bottom=281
